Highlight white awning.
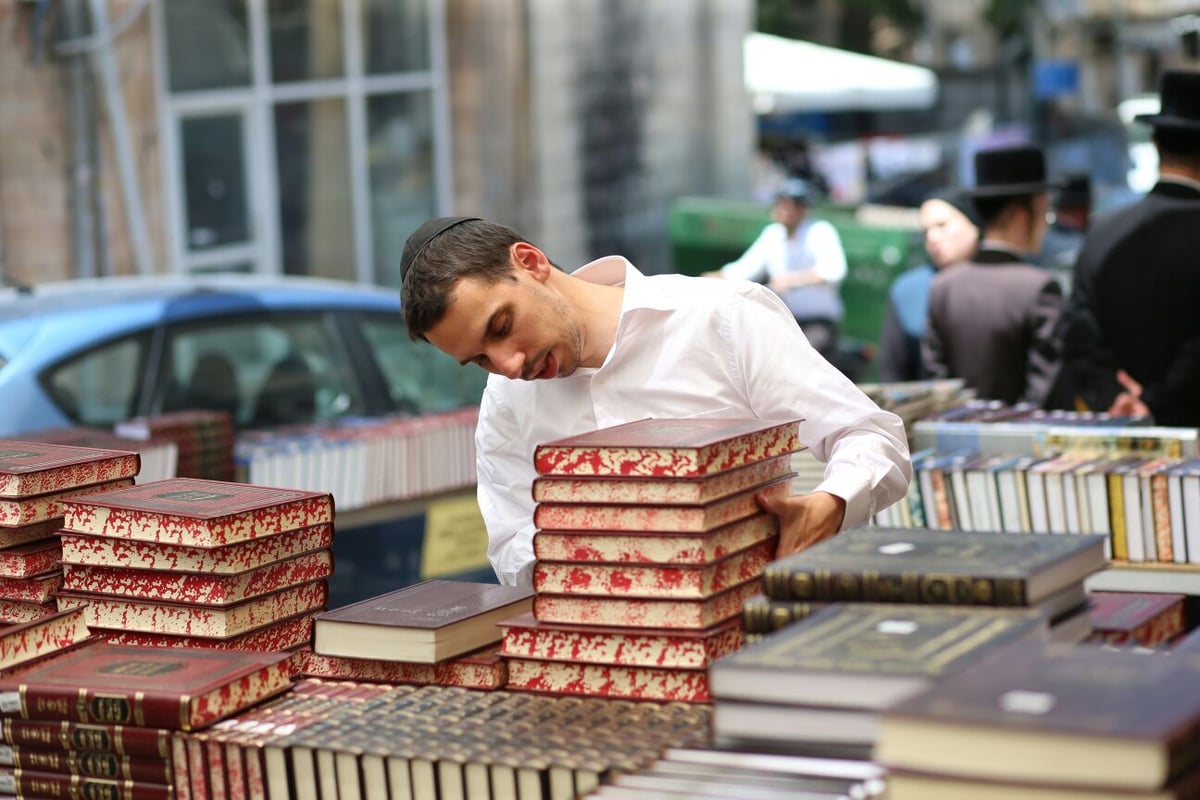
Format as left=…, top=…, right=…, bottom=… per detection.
left=744, top=32, right=939, bottom=114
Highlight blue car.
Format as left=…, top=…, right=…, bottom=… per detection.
left=0, top=274, right=486, bottom=437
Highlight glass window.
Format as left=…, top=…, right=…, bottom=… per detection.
left=368, top=92, right=436, bottom=287
left=162, top=313, right=366, bottom=429
left=361, top=0, right=429, bottom=75
left=357, top=314, right=486, bottom=414
left=42, top=336, right=147, bottom=428
left=165, top=1, right=251, bottom=92
left=275, top=100, right=356, bottom=281
left=268, top=0, right=345, bottom=83
left=182, top=115, right=250, bottom=251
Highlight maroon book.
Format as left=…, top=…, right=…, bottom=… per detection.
left=533, top=577, right=761, bottom=630
left=1085, top=591, right=1187, bottom=647
left=297, top=646, right=507, bottom=690
left=0, top=719, right=172, bottom=760
left=531, top=455, right=795, bottom=505
left=62, top=478, right=334, bottom=547
left=533, top=418, right=802, bottom=478
left=0, top=540, right=62, bottom=579
left=0, top=442, right=140, bottom=498
left=94, top=613, right=315, bottom=653
left=0, top=607, right=91, bottom=674
left=532, top=513, right=778, bottom=565
left=0, top=644, right=292, bottom=731
left=505, top=657, right=710, bottom=702
left=0, top=746, right=170, bottom=784
left=0, top=767, right=172, bottom=800
left=0, top=478, right=134, bottom=527
left=0, top=518, right=66, bottom=551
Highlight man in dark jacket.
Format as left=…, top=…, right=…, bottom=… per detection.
left=922, top=145, right=1063, bottom=405
left=1054, top=70, right=1200, bottom=426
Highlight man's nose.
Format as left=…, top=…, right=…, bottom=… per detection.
left=492, top=348, right=525, bottom=380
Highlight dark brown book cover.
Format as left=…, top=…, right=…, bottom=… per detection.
left=1, top=746, right=171, bottom=785
left=1, top=719, right=172, bottom=760
left=0, top=766, right=172, bottom=800
left=0, top=643, right=292, bottom=731
left=878, top=641, right=1200, bottom=790
left=763, top=527, right=1105, bottom=606
left=533, top=418, right=801, bottom=477
left=0, top=442, right=140, bottom=498
left=62, top=478, right=334, bottom=547
left=314, top=580, right=533, bottom=663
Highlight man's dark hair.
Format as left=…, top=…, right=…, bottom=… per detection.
left=401, top=219, right=524, bottom=340
left=973, top=194, right=1036, bottom=228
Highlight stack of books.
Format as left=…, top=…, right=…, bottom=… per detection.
left=1085, top=591, right=1188, bottom=648
left=878, top=641, right=1200, bottom=798
left=0, top=643, right=291, bottom=800
left=502, top=417, right=802, bottom=702
left=115, top=408, right=236, bottom=482
left=55, top=477, right=334, bottom=656
left=0, top=440, right=139, bottom=621
left=20, top=427, right=178, bottom=483
left=304, top=579, right=532, bottom=689
left=710, top=527, right=1107, bottom=756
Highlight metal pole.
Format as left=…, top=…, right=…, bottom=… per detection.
left=86, top=0, right=154, bottom=275
left=61, top=0, right=97, bottom=279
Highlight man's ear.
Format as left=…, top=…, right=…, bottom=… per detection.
left=510, top=242, right=552, bottom=281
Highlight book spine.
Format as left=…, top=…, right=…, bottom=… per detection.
left=1, top=746, right=172, bottom=784
left=1, top=720, right=171, bottom=760
left=1, top=686, right=193, bottom=731
left=0, top=454, right=141, bottom=498
left=0, top=767, right=173, bottom=800
left=1108, top=471, right=1128, bottom=560
left=761, top=567, right=1030, bottom=606
left=740, top=597, right=827, bottom=635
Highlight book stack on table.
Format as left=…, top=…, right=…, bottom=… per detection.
left=19, top=427, right=178, bottom=484
left=55, top=477, right=334, bottom=659
left=707, top=527, right=1108, bottom=757
left=502, top=417, right=802, bottom=702
left=877, top=641, right=1200, bottom=799
left=0, top=440, right=140, bottom=622
left=1084, top=590, right=1188, bottom=648
left=115, top=409, right=236, bottom=482
left=0, top=643, right=291, bottom=800
left=304, top=579, right=532, bottom=689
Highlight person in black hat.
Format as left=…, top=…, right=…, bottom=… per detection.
left=878, top=189, right=982, bottom=382
left=399, top=216, right=910, bottom=586
left=1052, top=69, right=1200, bottom=425
left=1040, top=172, right=1093, bottom=273
left=921, top=144, right=1064, bottom=405
left=704, top=178, right=848, bottom=358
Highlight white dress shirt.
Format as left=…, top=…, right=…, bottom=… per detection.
left=720, top=219, right=848, bottom=322
left=476, top=257, right=911, bottom=586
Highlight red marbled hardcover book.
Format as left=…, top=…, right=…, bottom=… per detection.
left=533, top=539, right=775, bottom=600
left=56, top=580, right=329, bottom=639
left=0, top=540, right=61, bottom=579
left=500, top=614, right=743, bottom=669
left=1, top=719, right=172, bottom=760
left=0, top=571, right=62, bottom=604
left=0, top=607, right=90, bottom=674
left=532, top=477, right=792, bottom=533
left=297, top=646, right=507, bottom=689
left=1085, top=591, right=1187, bottom=647
left=62, top=478, right=334, bottom=547
left=533, top=578, right=762, bottom=630
left=533, top=418, right=802, bottom=478
left=0, top=442, right=140, bottom=498
left=531, top=455, right=796, bottom=505
left=0, top=478, right=134, bottom=527
left=0, top=746, right=171, bottom=784
left=0, top=767, right=172, bottom=800
left=95, top=613, right=315, bottom=652
left=0, top=599, right=59, bottom=624
left=504, top=657, right=710, bottom=702
left=0, top=518, right=66, bottom=551
left=59, top=523, right=334, bottom=574
left=533, top=512, right=778, bottom=565
left=0, top=644, right=292, bottom=731
left=62, top=550, right=334, bottom=606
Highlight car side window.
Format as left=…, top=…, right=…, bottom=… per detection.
left=357, top=314, right=487, bottom=414
left=42, top=334, right=147, bottom=428
left=162, top=313, right=365, bottom=429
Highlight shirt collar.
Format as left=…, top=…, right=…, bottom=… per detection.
left=1154, top=175, right=1200, bottom=196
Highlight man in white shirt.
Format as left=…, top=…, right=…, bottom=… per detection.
left=401, top=217, right=910, bottom=586
left=708, top=179, right=848, bottom=357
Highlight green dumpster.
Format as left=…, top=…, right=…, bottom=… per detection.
left=668, top=196, right=922, bottom=381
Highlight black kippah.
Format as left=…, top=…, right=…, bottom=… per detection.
left=400, top=216, right=482, bottom=282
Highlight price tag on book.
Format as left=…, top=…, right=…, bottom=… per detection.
left=0, top=773, right=13, bottom=794
left=0, top=744, right=11, bottom=765
left=420, top=493, right=490, bottom=579
left=0, top=692, right=19, bottom=714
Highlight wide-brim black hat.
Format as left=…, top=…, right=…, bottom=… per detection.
left=962, top=145, right=1058, bottom=198
left=1134, top=70, right=1200, bottom=131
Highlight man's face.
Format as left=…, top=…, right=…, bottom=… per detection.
left=424, top=267, right=583, bottom=381
left=920, top=199, right=978, bottom=269
left=771, top=197, right=807, bottom=229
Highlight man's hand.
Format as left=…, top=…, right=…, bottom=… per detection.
left=768, top=270, right=822, bottom=291
left=756, top=490, right=846, bottom=559
left=1108, top=369, right=1151, bottom=418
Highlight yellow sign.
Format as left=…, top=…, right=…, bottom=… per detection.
left=420, top=493, right=490, bottom=578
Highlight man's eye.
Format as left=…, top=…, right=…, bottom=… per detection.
left=495, top=321, right=511, bottom=337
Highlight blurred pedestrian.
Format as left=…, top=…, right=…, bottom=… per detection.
left=706, top=178, right=847, bottom=358
left=922, top=145, right=1063, bottom=405
left=1040, top=172, right=1092, bottom=273
left=878, top=190, right=981, bottom=382
left=1053, top=70, right=1200, bottom=425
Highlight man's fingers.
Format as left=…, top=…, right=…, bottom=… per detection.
left=1116, top=369, right=1142, bottom=396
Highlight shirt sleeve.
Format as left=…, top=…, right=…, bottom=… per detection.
left=806, top=220, right=848, bottom=283
left=719, top=224, right=780, bottom=283
left=475, top=384, right=538, bottom=586
left=724, top=283, right=912, bottom=528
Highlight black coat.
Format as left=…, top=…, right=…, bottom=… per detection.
left=1055, top=180, right=1200, bottom=425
